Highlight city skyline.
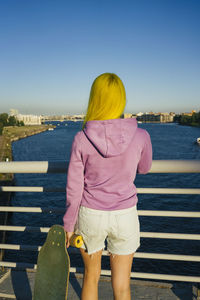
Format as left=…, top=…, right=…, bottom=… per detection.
left=8, top=108, right=198, bottom=117
left=3, top=105, right=200, bottom=116
left=0, top=0, right=200, bottom=115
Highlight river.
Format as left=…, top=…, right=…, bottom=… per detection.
left=4, top=121, right=200, bottom=277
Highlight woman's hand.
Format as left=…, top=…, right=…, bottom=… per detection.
left=66, top=231, right=74, bottom=248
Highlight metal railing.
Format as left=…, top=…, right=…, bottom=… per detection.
left=0, top=160, right=200, bottom=283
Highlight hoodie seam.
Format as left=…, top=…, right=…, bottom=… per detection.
left=82, top=129, right=106, bottom=157
left=79, top=131, right=83, bottom=154
left=120, top=120, right=123, bottom=145
left=104, top=125, right=108, bottom=157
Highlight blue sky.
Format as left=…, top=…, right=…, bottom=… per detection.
left=0, top=0, right=199, bottom=115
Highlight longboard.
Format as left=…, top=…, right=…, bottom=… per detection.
left=33, top=224, right=83, bottom=300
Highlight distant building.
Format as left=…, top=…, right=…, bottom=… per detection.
left=136, top=112, right=175, bottom=123
left=124, top=113, right=134, bottom=118
left=41, top=114, right=85, bottom=121
left=160, top=112, right=175, bottom=122
left=16, top=114, right=41, bottom=125
left=9, top=109, right=19, bottom=116
left=137, top=113, right=160, bottom=122
left=136, top=112, right=144, bottom=117
left=181, top=110, right=196, bottom=117
left=71, top=114, right=85, bottom=120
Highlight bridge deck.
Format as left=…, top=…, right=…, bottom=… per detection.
left=0, top=268, right=198, bottom=299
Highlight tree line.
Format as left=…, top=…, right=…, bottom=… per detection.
left=0, top=113, right=24, bottom=135
left=173, top=111, right=200, bottom=126
left=176, top=111, right=200, bottom=126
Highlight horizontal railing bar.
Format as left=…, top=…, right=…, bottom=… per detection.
left=1, top=186, right=200, bottom=194
left=0, top=293, right=16, bottom=299
left=138, top=188, right=200, bottom=195
left=1, top=206, right=200, bottom=218
left=0, top=160, right=200, bottom=173
left=0, top=262, right=200, bottom=282
left=0, top=186, right=65, bottom=192
left=0, top=161, right=68, bottom=174
left=0, top=261, right=37, bottom=269
left=1, top=244, right=200, bottom=262
left=140, top=232, right=200, bottom=240
left=0, top=244, right=42, bottom=251
left=138, top=210, right=200, bottom=218
left=0, top=207, right=65, bottom=213
left=0, top=225, right=200, bottom=240
left=150, top=160, right=200, bottom=173
left=132, top=272, right=200, bottom=282
left=0, top=226, right=49, bottom=233
left=66, top=248, right=200, bottom=262
left=134, top=252, right=200, bottom=261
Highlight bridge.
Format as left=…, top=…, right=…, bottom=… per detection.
left=0, top=160, right=200, bottom=299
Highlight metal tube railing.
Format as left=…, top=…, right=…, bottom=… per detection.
left=0, top=225, right=200, bottom=240
left=1, top=186, right=200, bottom=194
left=1, top=206, right=200, bottom=218
left=0, top=160, right=200, bottom=283
left=0, top=161, right=68, bottom=173
left=1, top=244, right=200, bottom=262
left=0, top=262, right=200, bottom=283
left=0, top=160, right=200, bottom=173
left=0, top=186, right=65, bottom=192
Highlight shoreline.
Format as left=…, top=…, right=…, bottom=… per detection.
left=178, top=122, right=200, bottom=128
left=138, top=121, right=200, bottom=128
left=0, top=124, right=55, bottom=180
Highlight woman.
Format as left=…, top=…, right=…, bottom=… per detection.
left=63, top=73, right=152, bottom=300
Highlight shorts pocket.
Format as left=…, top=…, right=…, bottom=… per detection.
left=115, top=209, right=140, bottom=239
left=78, top=208, right=102, bottom=238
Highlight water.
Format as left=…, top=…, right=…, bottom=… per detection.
left=4, top=121, right=200, bottom=277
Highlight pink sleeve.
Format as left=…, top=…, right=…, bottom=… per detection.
left=63, top=132, right=84, bottom=232
left=137, top=131, right=152, bottom=174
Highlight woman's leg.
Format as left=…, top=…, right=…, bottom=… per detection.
left=110, top=253, right=134, bottom=300
left=80, top=248, right=102, bottom=300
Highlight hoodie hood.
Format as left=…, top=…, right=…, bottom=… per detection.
left=83, top=118, right=138, bottom=158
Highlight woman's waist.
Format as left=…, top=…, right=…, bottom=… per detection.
left=79, top=203, right=137, bottom=216
left=81, top=191, right=138, bottom=211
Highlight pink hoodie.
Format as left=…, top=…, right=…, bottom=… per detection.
left=63, top=118, right=152, bottom=232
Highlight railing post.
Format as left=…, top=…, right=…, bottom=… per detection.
left=194, top=283, right=200, bottom=300
left=0, top=180, right=13, bottom=262
left=197, top=283, right=200, bottom=300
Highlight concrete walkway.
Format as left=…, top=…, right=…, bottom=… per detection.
left=0, top=268, right=199, bottom=299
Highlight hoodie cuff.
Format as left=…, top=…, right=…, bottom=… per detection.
left=63, top=223, right=75, bottom=233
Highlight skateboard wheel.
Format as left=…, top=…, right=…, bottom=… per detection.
left=69, top=234, right=83, bottom=248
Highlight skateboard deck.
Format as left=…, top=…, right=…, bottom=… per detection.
left=33, top=224, right=83, bottom=300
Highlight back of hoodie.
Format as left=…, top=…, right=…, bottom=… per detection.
left=63, top=118, right=152, bottom=232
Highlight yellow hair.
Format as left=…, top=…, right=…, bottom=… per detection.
left=83, top=73, right=126, bottom=128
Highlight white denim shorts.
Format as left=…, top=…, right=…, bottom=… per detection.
left=74, top=205, right=140, bottom=255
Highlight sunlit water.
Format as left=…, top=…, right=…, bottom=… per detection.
left=4, top=121, right=200, bottom=276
